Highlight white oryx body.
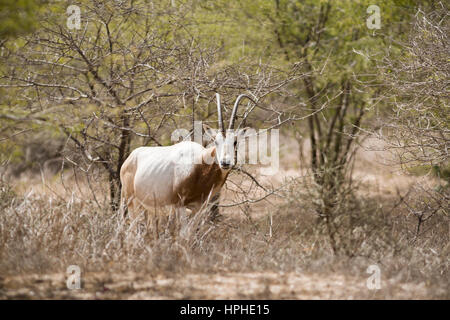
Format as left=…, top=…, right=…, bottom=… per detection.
left=120, top=93, right=255, bottom=220
left=131, top=142, right=206, bottom=208
left=120, top=141, right=226, bottom=213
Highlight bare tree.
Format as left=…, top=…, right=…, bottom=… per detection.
left=378, top=4, right=449, bottom=240
left=0, top=1, right=301, bottom=211
left=380, top=4, right=449, bottom=173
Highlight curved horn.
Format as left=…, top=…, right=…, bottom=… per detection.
left=228, top=94, right=257, bottom=130
left=216, top=93, right=225, bottom=135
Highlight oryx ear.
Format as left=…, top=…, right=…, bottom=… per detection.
left=237, top=127, right=252, bottom=139
left=202, top=145, right=216, bottom=164
left=202, top=123, right=217, bottom=146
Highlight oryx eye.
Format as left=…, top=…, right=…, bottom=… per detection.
left=234, top=141, right=237, bottom=146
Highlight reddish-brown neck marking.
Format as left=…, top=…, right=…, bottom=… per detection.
left=173, top=146, right=229, bottom=206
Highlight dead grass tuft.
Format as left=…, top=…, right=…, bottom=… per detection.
left=0, top=172, right=448, bottom=299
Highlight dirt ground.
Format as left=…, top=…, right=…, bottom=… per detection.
left=1, top=270, right=437, bottom=300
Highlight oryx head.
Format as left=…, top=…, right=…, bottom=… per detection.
left=203, top=93, right=255, bottom=170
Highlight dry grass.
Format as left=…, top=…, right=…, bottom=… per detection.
left=0, top=136, right=448, bottom=299
left=0, top=160, right=448, bottom=299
